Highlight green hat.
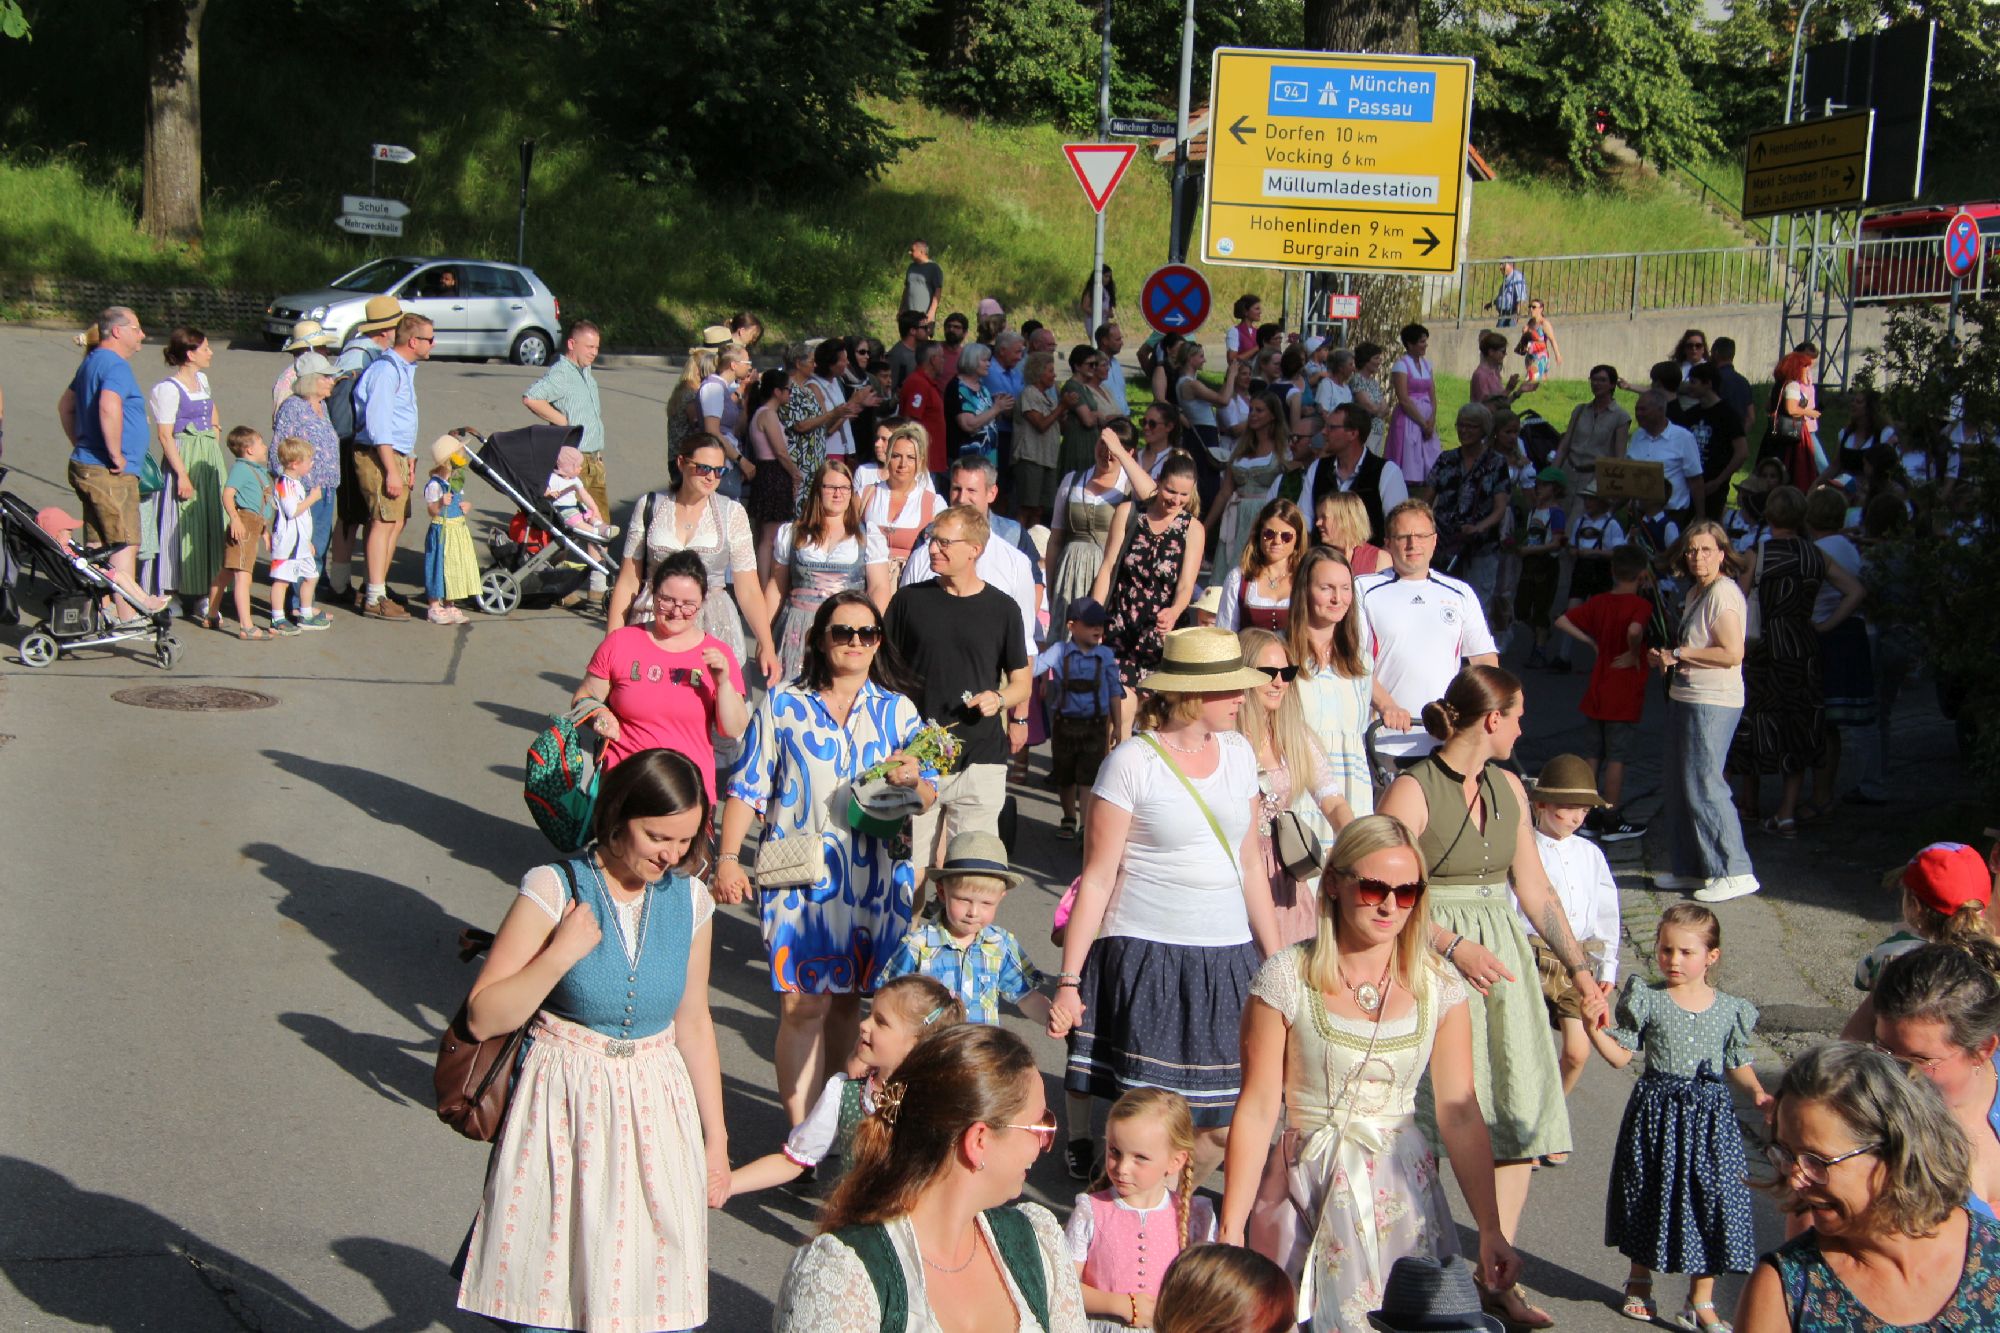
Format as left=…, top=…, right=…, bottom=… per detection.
left=1536, top=465, right=1569, bottom=492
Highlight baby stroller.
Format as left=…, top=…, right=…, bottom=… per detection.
left=0, top=471, right=180, bottom=669
left=459, top=425, right=617, bottom=615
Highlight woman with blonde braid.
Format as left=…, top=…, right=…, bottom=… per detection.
left=1221, top=815, right=1520, bottom=1331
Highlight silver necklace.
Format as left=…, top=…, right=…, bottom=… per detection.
left=595, top=855, right=652, bottom=964
left=1156, top=729, right=1211, bottom=756
left=1343, top=959, right=1394, bottom=1016
left=920, top=1227, right=980, bottom=1274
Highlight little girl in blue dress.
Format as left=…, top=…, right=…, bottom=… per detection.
left=1589, top=903, right=1772, bottom=1333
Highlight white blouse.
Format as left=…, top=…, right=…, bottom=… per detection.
left=775, top=1203, right=1086, bottom=1333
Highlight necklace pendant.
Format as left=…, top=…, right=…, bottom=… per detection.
left=1355, top=982, right=1383, bottom=1014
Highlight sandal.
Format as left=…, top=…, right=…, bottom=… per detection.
left=1541, top=1151, right=1571, bottom=1167
left=1761, top=816, right=1797, bottom=839
left=1619, top=1278, right=1656, bottom=1322
left=235, top=626, right=274, bottom=641
left=1676, top=1301, right=1731, bottom=1333
left=1482, top=1283, right=1557, bottom=1332
left=197, top=612, right=222, bottom=631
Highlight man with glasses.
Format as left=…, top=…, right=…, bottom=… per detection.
left=1095, top=321, right=1129, bottom=414
left=351, top=313, right=434, bottom=619
left=1300, top=402, right=1407, bottom=546
left=884, top=505, right=1031, bottom=905
left=887, top=309, right=929, bottom=395
left=898, top=458, right=1038, bottom=656
left=57, top=305, right=150, bottom=620
left=1359, top=499, right=1499, bottom=769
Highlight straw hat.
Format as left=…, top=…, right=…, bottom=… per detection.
left=353, top=295, right=404, bottom=335
left=1528, top=754, right=1609, bottom=807
left=284, top=318, right=338, bottom=353
left=1191, top=585, right=1225, bottom=618
left=1136, top=626, right=1270, bottom=694
left=930, top=831, right=1024, bottom=892
left=430, top=432, right=469, bottom=470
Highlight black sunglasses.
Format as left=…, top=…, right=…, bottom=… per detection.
left=1349, top=877, right=1425, bottom=909
left=687, top=461, right=729, bottom=478
left=1255, top=664, right=1300, bottom=682
left=828, top=623, right=884, bottom=646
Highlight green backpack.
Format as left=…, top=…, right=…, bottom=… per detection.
left=832, top=1205, right=1050, bottom=1332
left=524, top=699, right=607, bottom=853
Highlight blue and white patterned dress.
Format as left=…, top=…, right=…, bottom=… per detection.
left=728, top=681, right=936, bottom=994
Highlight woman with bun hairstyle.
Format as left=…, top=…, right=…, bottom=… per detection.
left=775, top=1024, right=1087, bottom=1331
left=1152, top=1245, right=1296, bottom=1333
left=1377, top=664, right=1609, bottom=1331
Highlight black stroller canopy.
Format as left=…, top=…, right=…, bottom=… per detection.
left=479, top=424, right=585, bottom=502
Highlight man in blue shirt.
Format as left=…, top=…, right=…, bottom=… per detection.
left=983, top=330, right=1025, bottom=494
left=1487, top=261, right=1528, bottom=327
left=57, top=305, right=150, bottom=615
left=351, top=312, right=432, bottom=618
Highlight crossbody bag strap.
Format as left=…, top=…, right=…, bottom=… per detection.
left=1138, top=733, right=1236, bottom=871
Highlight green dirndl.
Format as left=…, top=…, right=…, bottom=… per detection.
left=176, top=426, right=228, bottom=592
left=1416, top=879, right=1572, bottom=1160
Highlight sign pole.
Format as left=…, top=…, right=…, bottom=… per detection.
left=517, top=139, right=536, bottom=267
left=1169, top=0, right=1195, bottom=264
left=1091, top=0, right=1112, bottom=336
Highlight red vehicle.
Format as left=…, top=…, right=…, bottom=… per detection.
left=1853, top=202, right=2000, bottom=299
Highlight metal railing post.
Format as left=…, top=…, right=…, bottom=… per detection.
left=1457, top=261, right=1469, bottom=325
left=1629, top=254, right=1643, bottom=319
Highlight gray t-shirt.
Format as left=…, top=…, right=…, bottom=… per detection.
left=902, top=260, right=943, bottom=315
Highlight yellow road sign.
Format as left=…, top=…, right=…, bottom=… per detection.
left=1741, top=110, right=1874, bottom=219
left=1200, top=48, right=1475, bottom=275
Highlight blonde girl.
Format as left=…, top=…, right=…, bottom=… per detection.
left=1066, top=1088, right=1215, bottom=1330
left=729, top=974, right=965, bottom=1197
left=1590, top=904, right=1768, bottom=1332
left=1237, top=627, right=1356, bottom=946
left=667, top=347, right=716, bottom=450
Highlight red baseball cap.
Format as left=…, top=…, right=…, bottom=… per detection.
left=1903, top=842, right=1992, bottom=915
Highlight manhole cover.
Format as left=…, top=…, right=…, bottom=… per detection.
left=111, top=685, right=278, bottom=712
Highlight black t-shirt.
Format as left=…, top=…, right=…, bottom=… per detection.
left=1670, top=399, right=1746, bottom=481
left=903, top=260, right=944, bottom=315
left=882, top=581, right=1029, bottom=768
left=1714, top=365, right=1755, bottom=436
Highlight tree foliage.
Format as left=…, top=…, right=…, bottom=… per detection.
left=929, top=0, right=1101, bottom=132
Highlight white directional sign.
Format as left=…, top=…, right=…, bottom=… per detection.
left=371, top=143, right=417, bottom=164
left=340, top=195, right=412, bottom=220
left=336, top=214, right=406, bottom=238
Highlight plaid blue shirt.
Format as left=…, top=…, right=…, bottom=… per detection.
left=879, top=921, right=1045, bottom=1026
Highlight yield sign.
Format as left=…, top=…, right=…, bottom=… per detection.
left=1063, top=143, right=1137, bottom=215
left=1944, top=210, right=1982, bottom=280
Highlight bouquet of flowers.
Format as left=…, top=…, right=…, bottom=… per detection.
left=859, top=720, right=962, bottom=783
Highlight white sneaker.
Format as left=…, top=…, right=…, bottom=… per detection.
left=1655, top=874, right=1708, bottom=892
left=1695, top=875, right=1761, bottom=903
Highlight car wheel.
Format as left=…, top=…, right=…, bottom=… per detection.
left=511, top=329, right=553, bottom=367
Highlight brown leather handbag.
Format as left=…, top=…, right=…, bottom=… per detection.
left=434, top=860, right=578, bottom=1140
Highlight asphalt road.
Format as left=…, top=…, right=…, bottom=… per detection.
left=0, top=325, right=1926, bottom=1329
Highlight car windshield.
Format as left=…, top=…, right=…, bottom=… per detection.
left=330, top=258, right=421, bottom=293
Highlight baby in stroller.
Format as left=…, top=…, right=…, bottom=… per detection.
left=0, top=488, right=179, bottom=669
left=33, top=506, right=169, bottom=621
left=545, top=445, right=617, bottom=543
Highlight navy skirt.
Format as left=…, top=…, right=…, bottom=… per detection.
left=1605, top=1067, right=1757, bottom=1275
left=1820, top=616, right=1876, bottom=728
left=1063, top=934, right=1260, bottom=1128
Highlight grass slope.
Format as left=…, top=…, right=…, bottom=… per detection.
left=0, top=102, right=1771, bottom=346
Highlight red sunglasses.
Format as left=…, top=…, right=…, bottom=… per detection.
left=1347, top=876, right=1425, bottom=909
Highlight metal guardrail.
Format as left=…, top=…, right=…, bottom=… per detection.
left=1418, top=247, right=1791, bottom=323
left=1845, top=233, right=1993, bottom=304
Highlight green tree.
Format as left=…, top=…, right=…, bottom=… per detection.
left=932, top=0, right=1100, bottom=131
left=588, top=0, right=923, bottom=193
left=2, top=0, right=29, bottom=37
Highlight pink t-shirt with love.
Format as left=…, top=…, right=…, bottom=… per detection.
left=584, top=627, right=744, bottom=795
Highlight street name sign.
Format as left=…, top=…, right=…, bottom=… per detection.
left=1741, top=111, right=1873, bottom=219
left=1200, top=47, right=1474, bottom=275
left=1064, top=144, right=1138, bottom=214
left=371, top=143, right=417, bottom=164
left=340, top=195, right=412, bottom=220
left=1109, top=117, right=1178, bottom=140
left=336, top=214, right=405, bottom=238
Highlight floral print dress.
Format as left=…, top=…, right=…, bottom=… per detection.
left=1246, top=947, right=1468, bottom=1332
left=779, top=380, right=830, bottom=514
left=1766, top=1209, right=2000, bottom=1330
left=1104, top=508, right=1192, bottom=686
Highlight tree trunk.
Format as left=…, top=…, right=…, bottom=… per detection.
left=141, top=0, right=208, bottom=243
left=1304, top=0, right=1424, bottom=351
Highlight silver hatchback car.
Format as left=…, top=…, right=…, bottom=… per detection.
left=264, top=257, right=563, bottom=365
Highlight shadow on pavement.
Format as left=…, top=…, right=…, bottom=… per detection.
left=0, top=1157, right=334, bottom=1331
left=245, top=840, right=472, bottom=1037
left=262, top=749, right=547, bottom=883
left=332, top=1236, right=489, bottom=1331
left=475, top=698, right=556, bottom=734
left=279, top=1011, right=436, bottom=1109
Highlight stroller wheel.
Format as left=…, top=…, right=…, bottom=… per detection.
left=155, top=633, right=182, bottom=671
left=20, top=629, right=58, bottom=668
left=477, top=570, right=522, bottom=617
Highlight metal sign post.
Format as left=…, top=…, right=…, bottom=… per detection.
left=1943, top=209, right=1981, bottom=342
left=517, top=139, right=536, bottom=267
